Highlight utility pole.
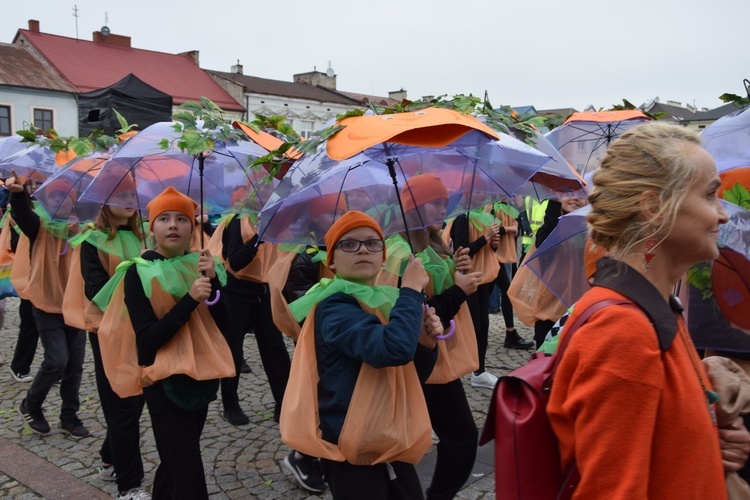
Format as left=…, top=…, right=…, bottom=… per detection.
left=72, top=5, right=79, bottom=39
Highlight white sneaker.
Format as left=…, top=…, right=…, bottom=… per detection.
left=471, top=371, right=498, bottom=389
left=116, top=487, right=151, bottom=500
left=97, top=464, right=116, bottom=481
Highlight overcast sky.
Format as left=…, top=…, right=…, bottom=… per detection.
left=2, top=0, right=748, bottom=112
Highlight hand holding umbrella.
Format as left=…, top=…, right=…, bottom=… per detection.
left=193, top=248, right=220, bottom=305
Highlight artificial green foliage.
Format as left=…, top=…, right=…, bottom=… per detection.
left=686, top=262, right=715, bottom=299
left=165, top=97, right=245, bottom=156
left=723, top=183, right=750, bottom=209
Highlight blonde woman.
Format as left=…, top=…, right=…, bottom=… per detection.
left=547, top=123, right=748, bottom=498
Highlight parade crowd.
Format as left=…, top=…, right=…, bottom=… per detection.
left=2, top=119, right=750, bottom=500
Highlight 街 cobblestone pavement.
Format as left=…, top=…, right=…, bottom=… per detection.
left=0, top=297, right=534, bottom=499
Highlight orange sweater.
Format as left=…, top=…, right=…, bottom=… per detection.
left=547, top=286, right=726, bottom=499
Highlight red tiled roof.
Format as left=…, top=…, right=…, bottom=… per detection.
left=15, top=29, right=244, bottom=112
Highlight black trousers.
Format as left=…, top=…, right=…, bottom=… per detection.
left=321, top=459, right=423, bottom=500
left=466, top=283, right=492, bottom=374
left=146, top=385, right=209, bottom=500
left=422, top=379, right=478, bottom=500
left=10, top=298, right=39, bottom=374
left=89, top=333, right=145, bottom=492
left=220, top=289, right=290, bottom=415
left=494, top=266, right=515, bottom=330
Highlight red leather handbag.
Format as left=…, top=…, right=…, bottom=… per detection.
left=480, top=298, right=631, bottom=500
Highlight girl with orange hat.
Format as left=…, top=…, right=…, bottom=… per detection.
left=6, top=171, right=89, bottom=439
left=93, top=186, right=234, bottom=499
left=382, top=173, right=483, bottom=500
left=63, top=176, right=150, bottom=499
left=280, top=210, right=443, bottom=499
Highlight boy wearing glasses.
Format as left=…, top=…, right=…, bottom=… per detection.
left=280, top=210, right=443, bottom=499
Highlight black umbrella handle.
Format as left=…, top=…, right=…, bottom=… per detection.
left=386, top=158, right=414, bottom=253
left=196, top=152, right=220, bottom=306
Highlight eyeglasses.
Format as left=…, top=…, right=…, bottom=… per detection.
left=336, top=239, right=385, bottom=252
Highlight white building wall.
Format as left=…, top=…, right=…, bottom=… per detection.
left=244, top=93, right=363, bottom=137
left=0, top=87, right=78, bottom=136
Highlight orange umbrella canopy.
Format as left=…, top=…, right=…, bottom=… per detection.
left=326, top=107, right=499, bottom=161
left=233, top=121, right=299, bottom=179
left=563, top=109, right=650, bottom=125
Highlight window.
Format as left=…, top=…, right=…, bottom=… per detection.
left=0, top=106, right=10, bottom=136
left=33, top=108, right=53, bottom=132
left=299, top=120, right=315, bottom=139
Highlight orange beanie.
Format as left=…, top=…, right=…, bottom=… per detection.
left=146, top=186, right=197, bottom=230
left=324, top=210, right=385, bottom=267
left=46, top=178, right=77, bottom=201
left=402, top=173, right=449, bottom=212
left=310, top=193, right=347, bottom=218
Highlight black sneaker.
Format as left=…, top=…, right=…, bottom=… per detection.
left=240, top=360, right=252, bottom=374
left=503, top=330, right=535, bottom=350
left=18, top=399, right=50, bottom=435
left=221, top=409, right=250, bottom=426
left=283, top=452, right=327, bottom=493
left=59, top=418, right=90, bottom=439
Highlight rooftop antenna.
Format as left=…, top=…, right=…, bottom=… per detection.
left=72, top=5, right=79, bottom=39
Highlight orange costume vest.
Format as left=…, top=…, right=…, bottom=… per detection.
left=10, top=225, right=72, bottom=314
left=280, top=301, right=432, bottom=465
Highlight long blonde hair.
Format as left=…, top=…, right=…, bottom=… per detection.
left=94, top=205, right=144, bottom=241
left=587, top=122, right=703, bottom=258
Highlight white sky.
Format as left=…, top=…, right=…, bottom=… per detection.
left=2, top=0, right=748, bottom=112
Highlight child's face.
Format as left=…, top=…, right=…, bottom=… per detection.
left=329, top=226, right=384, bottom=286
left=151, top=210, right=193, bottom=258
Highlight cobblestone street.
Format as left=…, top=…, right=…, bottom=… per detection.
left=0, top=296, right=534, bottom=499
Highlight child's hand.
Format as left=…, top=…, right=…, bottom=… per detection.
left=504, top=220, right=519, bottom=235
left=453, top=246, right=472, bottom=273
left=484, top=221, right=500, bottom=240
left=401, top=256, right=428, bottom=292
left=197, top=249, right=216, bottom=278
left=66, top=215, right=80, bottom=236
left=5, top=169, right=24, bottom=194
left=419, top=306, right=443, bottom=350
left=189, top=275, right=212, bottom=302
left=454, top=271, right=481, bottom=296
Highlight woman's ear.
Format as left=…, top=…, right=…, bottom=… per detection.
left=639, top=189, right=661, bottom=221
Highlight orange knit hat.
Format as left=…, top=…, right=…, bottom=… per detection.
left=146, top=186, right=197, bottom=230
left=310, top=193, right=347, bottom=218
left=324, top=210, right=386, bottom=267
left=46, top=178, right=77, bottom=201
left=401, top=173, right=449, bottom=212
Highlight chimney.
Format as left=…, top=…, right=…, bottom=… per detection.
left=388, top=89, right=407, bottom=101
left=231, top=60, right=243, bottom=75
left=293, top=69, right=336, bottom=90
left=92, top=30, right=132, bottom=48
left=179, top=50, right=200, bottom=66
left=28, top=20, right=40, bottom=33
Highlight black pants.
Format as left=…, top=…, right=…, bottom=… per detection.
left=26, top=308, right=85, bottom=423
left=89, top=333, right=145, bottom=492
left=494, top=266, right=515, bottom=330
left=321, top=459, right=423, bottom=500
left=466, top=283, right=491, bottom=374
left=423, top=379, right=478, bottom=500
left=10, top=298, right=39, bottom=375
left=220, top=289, right=290, bottom=415
left=146, top=384, right=209, bottom=500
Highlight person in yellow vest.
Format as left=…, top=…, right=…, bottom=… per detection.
left=280, top=210, right=443, bottom=499
left=6, top=171, right=88, bottom=438
left=520, top=196, right=548, bottom=260
left=64, top=177, right=150, bottom=499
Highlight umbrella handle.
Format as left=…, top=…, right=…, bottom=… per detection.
left=423, top=304, right=456, bottom=341
left=204, top=289, right=221, bottom=306
left=60, top=240, right=68, bottom=256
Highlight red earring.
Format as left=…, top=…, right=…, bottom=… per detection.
left=642, top=237, right=658, bottom=270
